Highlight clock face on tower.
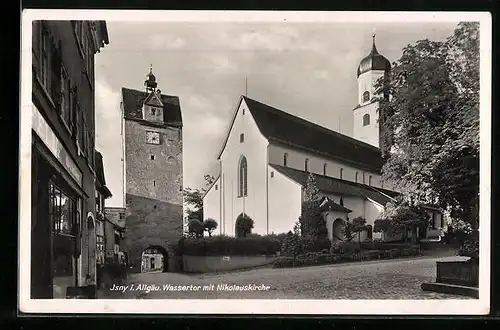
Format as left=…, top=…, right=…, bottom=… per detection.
left=146, top=131, right=160, bottom=145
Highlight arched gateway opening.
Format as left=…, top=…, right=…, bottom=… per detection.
left=141, top=246, right=168, bottom=273
left=332, top=218, right=344, bottom=243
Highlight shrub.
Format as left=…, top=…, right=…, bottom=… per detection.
left=235, top=214, right=254, bottom=238
left=187, top=219, right=205, bottom=238
left=459, top=239, right=479, bottom=263
left=181, top=235, right=281, bottom=256
left=203, top=218, right=218, bottom=237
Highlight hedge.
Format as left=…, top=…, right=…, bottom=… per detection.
left=273, top=246, right=421, bottom=268
left=180, top=235, right=281, bottom=256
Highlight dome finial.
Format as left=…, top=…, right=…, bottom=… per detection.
left=145, top=64, right=158, bottom=92
left=150, top=63, right=153, bottom=74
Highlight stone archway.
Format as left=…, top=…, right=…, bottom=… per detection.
left=332, top=218, right=344, bottom=243
left=141, top=245, right=168, bottom=273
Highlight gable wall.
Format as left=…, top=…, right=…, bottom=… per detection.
left=219, top=99, right=269, bottom=236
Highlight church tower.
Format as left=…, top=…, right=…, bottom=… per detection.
left=120, top=66, right=183, bottom=273
left=352, top=32, right=391, bottom=148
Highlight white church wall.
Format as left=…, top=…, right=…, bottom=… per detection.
left=268, top=144, right=382, bottom=189
left=220, top=99, right=269, bottom=236
left=267, top=165, right=302, bottom=235
left=203, top=176, right=221, bottom=233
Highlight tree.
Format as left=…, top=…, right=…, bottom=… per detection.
left=203, top=218, right=218, bottom=237
left=187, top=219, right=205, bottom=239
left=235, top=213, right=254, bottom=238
left=299, top=173, right=329, bottom=252
left=183, top=173, right=218, bottom=224
left=281, top=222, right=304, bottom=267
left=376, top=22, right=479, bottom=231
left=341, top=219, right=354, bottom=243
left=380, top=199, right=430, bottom=243
left=351, top=217, right=367, bottom=243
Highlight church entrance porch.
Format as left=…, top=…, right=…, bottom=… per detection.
left=141, top=246, right=168, bottom=273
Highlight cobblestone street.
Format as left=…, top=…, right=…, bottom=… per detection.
left=99, top=255, right=474, bottom=300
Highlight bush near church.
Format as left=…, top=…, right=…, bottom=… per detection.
left=180, top=235, right=281, bottom=256
left=273, top=241, right=421, bottom=268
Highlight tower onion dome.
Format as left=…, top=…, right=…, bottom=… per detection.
left=357, top=34, right=391, bottom=78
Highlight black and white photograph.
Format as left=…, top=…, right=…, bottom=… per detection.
left=19, top=10, right=491, bottom=314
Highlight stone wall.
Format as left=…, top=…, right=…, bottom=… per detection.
left=125, top=193, right=183, bottom=273
left=182, top=255, right=277, bottom=273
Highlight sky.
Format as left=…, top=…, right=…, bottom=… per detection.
left=94, top=20, right=459, bottom=208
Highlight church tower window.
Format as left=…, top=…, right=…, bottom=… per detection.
left=238, top=156, right=248, bottom=197
left=355, top=172, right=359, bottom=183
left=363, top=114, right=370, bottom=126
left=369, top=175, right=372, bottom=186
left=284, top=153, right=288, bottom=167
left=305, top=158, right=309, bottom=172
left=240, top=133, right=244, bottom=143
left=323, top=163, right=327, bottom=176
left=340, top=168, right=344, bottom=180
left=363, top=91, right=370, bottom=103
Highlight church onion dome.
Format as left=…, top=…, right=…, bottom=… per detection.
left=357, top=36, right=391, bottom=78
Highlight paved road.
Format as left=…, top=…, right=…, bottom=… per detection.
left=100, top=255, right=473, bottom=300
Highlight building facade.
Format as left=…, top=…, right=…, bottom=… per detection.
left=203, top=36, right=445, bottom=242
left=120, top=70, right=184, bottom=273
left=30, top=20, right=109, bottom=298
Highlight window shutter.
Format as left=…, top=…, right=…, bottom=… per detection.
left=50, top=39, right=62, bottom=110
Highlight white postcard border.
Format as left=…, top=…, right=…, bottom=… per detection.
left=19, top=10, right=492, bottom=315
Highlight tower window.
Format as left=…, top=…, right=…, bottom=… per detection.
left=363, top=114, right=370, bottom=126
left=355, top=172, right=359, bottom=183
left=240, top=133, right=244, bottom=143
left=150, top=155, right=155, bottom=160
left=369, top=175, right=372, bottom=186
left=305, top=158, right=309, bottom=172
left=242, top=108, right=245, bottom=115
left=363, top=91, right=370, bottom=103
left=238, top=156, right=248, bottom=197
left=153, top=180, right=156, bottom=187
left=340, top=168, right=344, bottom=180
left=151, top=108, right=156, bottom=115
left=284, top=153, right=288, bottom=167
left=215, top=185, right=218, bottom=191
left=270, top=171, right=274, bottom=178
left=323, top=163, right=327, bottom=176
left=340, top=196, right=344, bottom=207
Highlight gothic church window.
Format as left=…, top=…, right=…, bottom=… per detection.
left=238, top=156, right=248, bottom=197
left=363, top=91, right=370, bottom=102
left=363, top=114, right=370, bottom=126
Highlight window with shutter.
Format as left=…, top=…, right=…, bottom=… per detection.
left=50, top=39, right=62, bottom=109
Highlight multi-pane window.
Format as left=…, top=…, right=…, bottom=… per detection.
left=60, top=68, right=71, bottom=126
left=40, top=24, right=51, bottom=90
left=238, top=156, right=248, bottom=197
left=49, top=181, right=78, bottom=281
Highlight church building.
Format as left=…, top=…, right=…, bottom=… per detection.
left=120, top=68, right=184, bottom=272
left=203, top=35, right=445, bottom=243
